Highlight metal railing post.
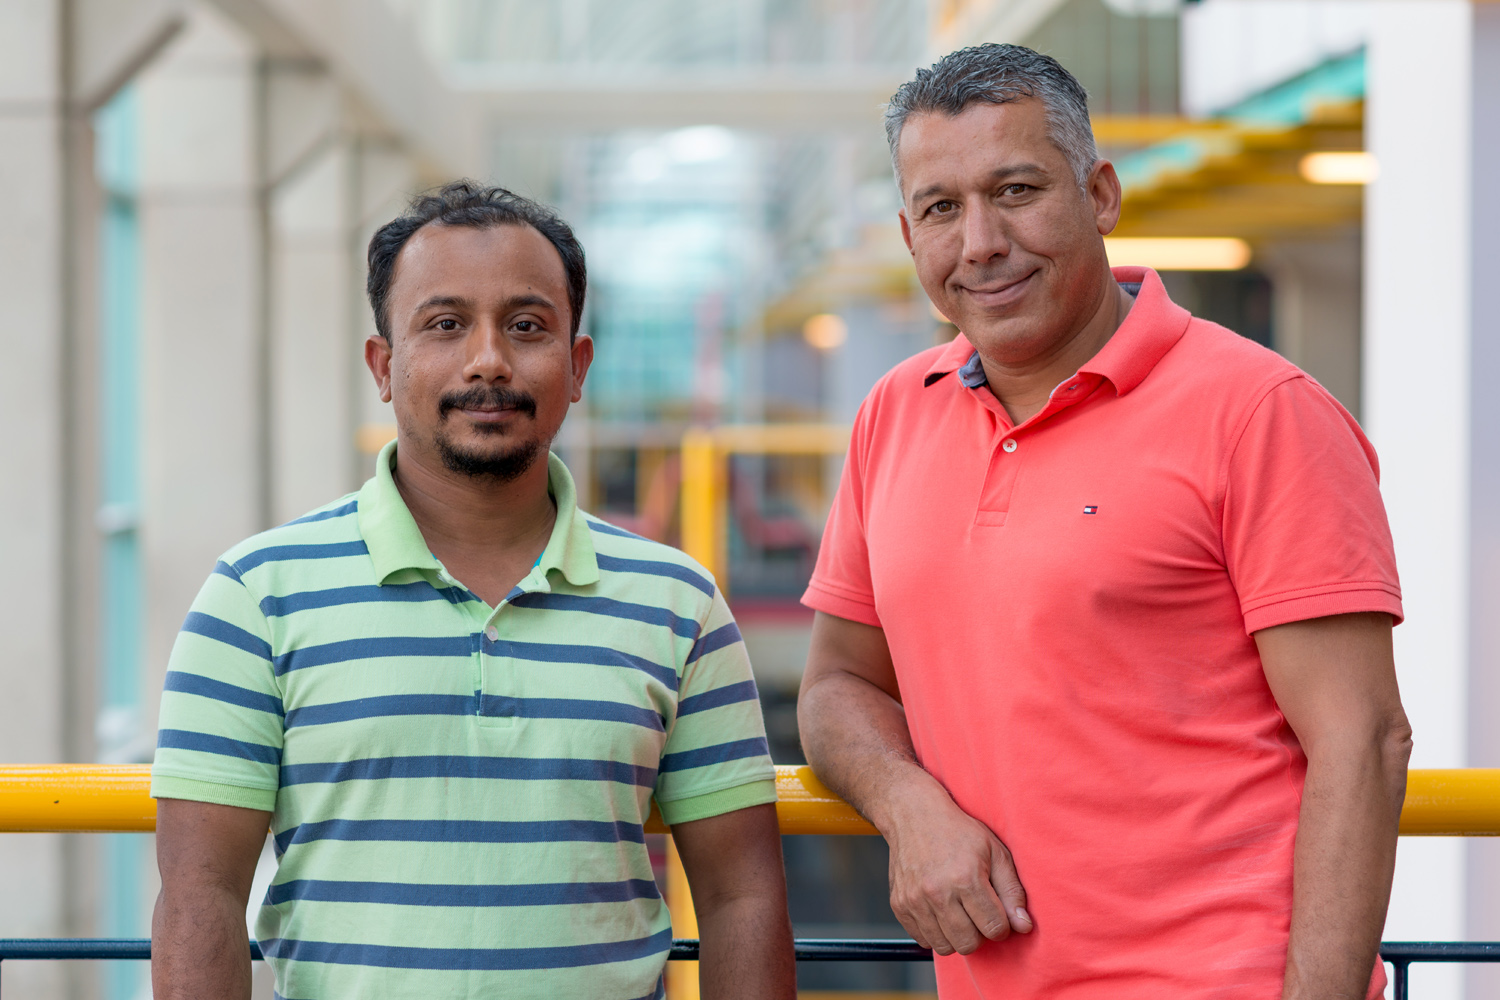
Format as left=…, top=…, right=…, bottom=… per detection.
left=1391, top=959, right=1409, bottom=1000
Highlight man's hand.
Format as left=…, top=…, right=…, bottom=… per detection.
left=152, top=797, right=271, bottom=1000
left=1256, top=612, right=1411, bottom=1000
left=798, top=611, right=1032, bottom=957
left=672, top=803, right=796, bottom=999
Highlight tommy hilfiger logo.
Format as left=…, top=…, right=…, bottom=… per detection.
left=1083, top=506, right=1099, bottom=515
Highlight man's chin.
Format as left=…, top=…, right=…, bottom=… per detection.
left=435, top=435, right=544, bottom=482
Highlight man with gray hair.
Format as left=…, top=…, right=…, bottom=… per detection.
left=799, top=44, right=1409, bottom=999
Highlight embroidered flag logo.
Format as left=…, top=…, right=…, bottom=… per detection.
left=1083, top=505, right=1099, bottom=515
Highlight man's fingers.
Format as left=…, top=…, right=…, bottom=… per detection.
left=931, top=890, right=986, bottom=955
left=990, top=845, right=1033, bottom=934
left=958, top=878, right=1012, bottom=946
left=891, top=894, right=955, bottom=956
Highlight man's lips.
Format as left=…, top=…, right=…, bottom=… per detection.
left=456, top=405, right=523, bottom=422
left=957, top=271, right=1036, bottom=308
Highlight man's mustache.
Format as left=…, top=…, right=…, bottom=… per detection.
left=438, top=386, right=538, bottom=420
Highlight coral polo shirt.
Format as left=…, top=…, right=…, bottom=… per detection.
left=803, top=268, right=1402, bottom=999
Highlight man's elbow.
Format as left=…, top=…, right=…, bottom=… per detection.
left=1380, top=709, right=1414, bottom=798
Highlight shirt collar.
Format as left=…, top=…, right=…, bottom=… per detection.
left=356, top=439, right=600, bottom=590
left=921, top=266, right=1190, bottom=396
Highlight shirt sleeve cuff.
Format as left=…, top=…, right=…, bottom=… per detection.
left=801, top=582, right=882, bottom=628
left=1242, top=587, right=1405, bottom=635
left=658, top=779, right=778, bottom=826
left=151, top=773, right=277, bottom=813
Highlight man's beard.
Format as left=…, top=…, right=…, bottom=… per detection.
left=433, top=385, right=545, bottom=483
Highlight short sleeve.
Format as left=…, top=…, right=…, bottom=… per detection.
left=654, top=588, right=776, bottom=825
left=801, top=398, right=882, bottom=627
left=150, top=563, right=284, bottom=812
left=1223, top=377, right=1403, bottom=634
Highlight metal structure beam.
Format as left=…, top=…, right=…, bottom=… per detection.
left=455, top=69, right=907, bottom=132
left=203, top=0, right=478, bottom=176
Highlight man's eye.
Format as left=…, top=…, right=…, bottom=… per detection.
left=515, top=320, right=537, bottom=333
left=1001, top=184, right=1031, bottom=196
left=436, top=319, right=460, bottom=331
left=929, top=200, right=957, bottom=215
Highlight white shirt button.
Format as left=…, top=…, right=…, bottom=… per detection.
left=484, top=625, right=499, bottom=641
left=1002, top=438, right=1018, bottom=453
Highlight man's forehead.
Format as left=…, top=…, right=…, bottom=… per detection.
left=392, top=223, right=566, bottom=300
left=897, top=99, right=1059, bottom=188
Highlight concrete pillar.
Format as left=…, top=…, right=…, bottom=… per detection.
left=1365, top=3, right=1500, bottom=997
left=270, top=139, right=361, bottom=520
left=1259, top=232, right=1362, bottom=418
left=0, top=3, right=87, bottom=997
left=1465, top=7, right=1500, bottom=998
left=137, top=6, right=269, bottom=726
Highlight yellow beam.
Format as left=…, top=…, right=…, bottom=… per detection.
left=707, top=424, right=851, bottom=455
left=3, top=765, right=1497, bottom=836
left=1091, top=115, right=1209, bottom=145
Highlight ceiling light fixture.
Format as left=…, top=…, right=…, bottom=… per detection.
left=1104, top=237, right=1252, bottom=271
left=1300, top=151, right=1379, bottom=185
left=803, top=313, right=848, bottom=351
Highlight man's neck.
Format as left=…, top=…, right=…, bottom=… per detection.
left=978, top=274, right=1134, bottom=427
left=391, top=442, right=557, bottom=604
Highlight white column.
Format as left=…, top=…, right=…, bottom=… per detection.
left=270, top=139, right=360, bottom=521
left=1364, top=3, right=1476, bottom=997
left=137, top=7, right=268, bottom=724
left=0, top=3, right=87, bottom=997
left=1465, top=7, right=1500, bottom=997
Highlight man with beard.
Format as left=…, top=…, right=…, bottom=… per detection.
left=149, top=181, right=795, bottom=1000
left=797, top=45, right=1410, bottom=1000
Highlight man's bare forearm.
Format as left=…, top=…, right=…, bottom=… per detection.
left=1282, top=733, right=1409, bottom=1000
left=798, top=668, right=943, bottom=832
left=151, top=884, right=253, bottom=1000
left=697, top=894, right=796, bottom=999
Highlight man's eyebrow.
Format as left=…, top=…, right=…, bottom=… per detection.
left=412, top=294, right=471, bottom=313
left=411, top=293, right=558, bottom=313
left=504, top=294, right=557, bottom=312
left=989, top=163, right=1048, bottom=180
left=910, top=163, right=1052, bottom=206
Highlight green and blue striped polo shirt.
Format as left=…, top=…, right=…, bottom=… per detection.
left=150, top=441, right=777, bottom=999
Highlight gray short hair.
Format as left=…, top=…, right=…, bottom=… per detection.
left=885, top=43, right=1098, bottom=189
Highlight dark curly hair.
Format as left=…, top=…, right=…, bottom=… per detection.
left=366, top=180, right=587, bottom=341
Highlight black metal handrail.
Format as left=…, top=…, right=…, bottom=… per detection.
left=2, top=938, right=1497, bottom=999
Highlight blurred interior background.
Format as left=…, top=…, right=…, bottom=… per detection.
left=3, top=0, right=1499, bottom=997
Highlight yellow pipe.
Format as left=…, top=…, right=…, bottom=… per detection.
left=3, top=765, right=1498, bottom=836
left=665, top=838, right=700, bottom=1000
left=679, top=428, right=723, bottom=584
left=0, top=764, right=156, bottom=833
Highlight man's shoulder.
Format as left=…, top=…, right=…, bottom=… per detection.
left=215, top=493, right=366, bottom=584
left=577, top=512, right=719, bottom=602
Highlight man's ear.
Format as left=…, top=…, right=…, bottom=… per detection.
left=899, top=207, right=914, bottom=254
left=1089, top=159, right=1123, bottom=236
left=365, top=334, right=394, bottom=404
left=569, top=333, right=595, bottom=404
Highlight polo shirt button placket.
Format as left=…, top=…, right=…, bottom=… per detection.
left=479, top=617, right=515, bottom=724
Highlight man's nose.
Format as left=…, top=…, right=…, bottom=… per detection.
left=962, top=202, right=1011, bottom=265
left=463, top=321, right=514, bottom=382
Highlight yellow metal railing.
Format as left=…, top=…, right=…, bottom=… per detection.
left=1, top=764, right=1496, bottom=1000
left=1, top=765, right=1497, bottom=836
left=679, top=423, right=850, bottom=586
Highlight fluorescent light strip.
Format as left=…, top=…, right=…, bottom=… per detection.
left=1104, top=237, right=1252, bottom=272
left=1300, top=151, right=1379, bottom=185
